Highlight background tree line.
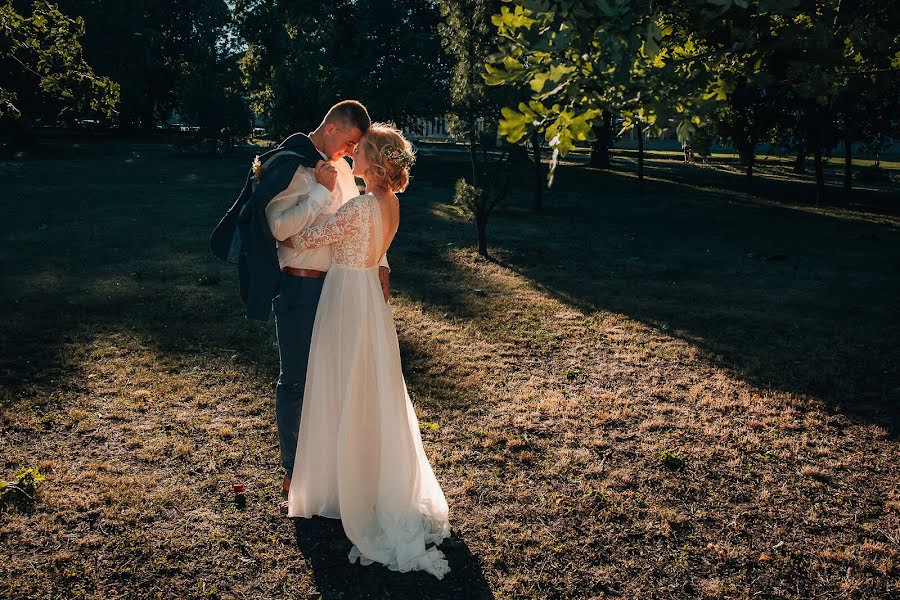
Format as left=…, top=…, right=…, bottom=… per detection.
left=1, top=0, right=451, bottom=145
left=488, top=0, right=900, bottom=206
left=2, top=0, right=898, bottom=252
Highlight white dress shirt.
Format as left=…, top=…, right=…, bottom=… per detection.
left=265, top=148, right=388, bottom=272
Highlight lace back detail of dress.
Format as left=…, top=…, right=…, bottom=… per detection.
left=331, top=195, right=374, bottom=268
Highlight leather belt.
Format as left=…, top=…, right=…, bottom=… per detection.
left=282, top=267, right=327, bottom=279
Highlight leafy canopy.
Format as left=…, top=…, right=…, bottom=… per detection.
left=1, top=0, right=119, bottom=120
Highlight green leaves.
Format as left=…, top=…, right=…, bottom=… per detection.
left=0, top=0, right=120, bottom=120
left=643, top=21, right=663, bottom=60
left=487, top=0, right=737, bottom=183
left=542, top=107, right=602, bottom=181
left=499, top=101, right=548, bottom=143
left=675, top=118, right=696, bottom=143
left=585, top=0, right=632, bottom=18
left=704, top=76, right=735, bottom=101
left=757, top=0, right=799, bottom=14
left=529, top=71, right=551, bottom=92
left=0, top=466, right=46, bottom=509
left=491, top=4, right=537, bottom=32
left=484, top=52, right=530, bottom=86
left=550, top=108, right=602, bottom=152
left=527, top=62, right=576, bottom=94
left=453, top=177, right=483, bottom=221
left=486, top=0, right=900, bottom=191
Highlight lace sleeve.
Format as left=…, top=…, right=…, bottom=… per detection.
left=285, top=195, right=367, bottom=252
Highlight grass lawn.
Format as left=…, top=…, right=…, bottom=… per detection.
left=567, top=147, right=900, bottom=171
left=1, top=140, right=898, bottom=598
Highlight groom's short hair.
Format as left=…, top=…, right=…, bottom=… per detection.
left=323, top=100, right=371, bottom=134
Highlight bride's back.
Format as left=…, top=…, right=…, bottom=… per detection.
left=373, top=192, right=399, bottom=265
left=328, top=193, right=398, bottom=269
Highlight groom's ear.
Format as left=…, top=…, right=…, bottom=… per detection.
left=324, top=122, right=337, bottom=136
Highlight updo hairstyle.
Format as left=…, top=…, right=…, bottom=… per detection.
left=358, top=122, right=415, bottom=193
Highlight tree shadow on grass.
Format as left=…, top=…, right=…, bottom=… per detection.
left=3, top=145, right=897, bottom=439
left=577, top=153, right=900, bottom=217
left=392, top=159, right=900, bottom=435
left=293, top=517, right=492, bottom=599
left=0, top=148, right=479, bottom=403
left=503, top=163, right=899, bottom=433
left=0, top=147, right=263, bottom=392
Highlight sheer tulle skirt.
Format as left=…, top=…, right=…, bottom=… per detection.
left=287, top=265, right=451, bottom=578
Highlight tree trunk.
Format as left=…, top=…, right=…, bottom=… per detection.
left=531, top=131, right=543, bottom=212
left=140, top=93, right=155, bottom=131
left=809, top=104, right=828, bottom=206
left=843, top=134, right=852, bottom=197
left=738, top=143, right=754, bottom=177
left=636, top=121, right=644, bottom=183
left=468, top=134, right=478, bottom=187
left=589, top=113, right=612, bottom=169
left=476, top=215, right=488, bottom=257
left=6, top=97, right=36, bottom=149
left=814, top=146, right=825, bottom=206
left=793, top=151, right=806, bottom=174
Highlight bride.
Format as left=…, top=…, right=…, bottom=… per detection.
left=282, top=123, right=451, bottom=578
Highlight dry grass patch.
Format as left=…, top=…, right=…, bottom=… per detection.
left=2, top=144, right=898, bottom=598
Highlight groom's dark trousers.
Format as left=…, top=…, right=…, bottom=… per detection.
left=208, top=131, right=324, bottom=477
left=273, top=272, right=325, bottom=476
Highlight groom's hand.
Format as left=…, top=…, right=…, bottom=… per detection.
left=315, top=160, right=338, bottom=191
left=379, top=266, right=391, bottom=303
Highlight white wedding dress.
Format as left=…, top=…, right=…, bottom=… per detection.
left=286, top=193, right=451, bottom=579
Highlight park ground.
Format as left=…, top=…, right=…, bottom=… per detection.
left=1, top=140, right=899, bottom=598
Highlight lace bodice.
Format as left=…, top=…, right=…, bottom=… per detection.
left=288, top=194, right=384, bottom=268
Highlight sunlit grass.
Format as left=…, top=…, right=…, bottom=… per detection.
left=567, top=145, right=900, bottom=170
left=1, top=140, right=898, bottom=598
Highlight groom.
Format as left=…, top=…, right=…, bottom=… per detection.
left=265, top=100, right=390, bottom=495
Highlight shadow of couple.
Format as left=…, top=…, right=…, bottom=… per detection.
left=293, top=517, right=493, bottom=599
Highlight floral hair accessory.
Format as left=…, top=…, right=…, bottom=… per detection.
left=251, top=155, right=263, bottom=182
left=381, top=145, right=415, bottom=168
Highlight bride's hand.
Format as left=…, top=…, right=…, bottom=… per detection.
left=315, top=160, right=338, bottom=191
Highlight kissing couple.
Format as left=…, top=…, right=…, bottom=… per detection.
left=211, top=100, right=451, bottom=578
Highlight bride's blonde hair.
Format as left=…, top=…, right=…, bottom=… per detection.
left=359, top=122, right=415, bottom=193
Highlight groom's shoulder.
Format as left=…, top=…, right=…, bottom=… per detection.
left=278, top=132, right=314, bottom=152
left=258, top=132, right=319, bottom=176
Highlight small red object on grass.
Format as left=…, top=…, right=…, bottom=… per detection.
left=231, top=483, right=246, bottom=495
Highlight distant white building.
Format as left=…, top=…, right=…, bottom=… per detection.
left=402, top=116, right=485, bottom=141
